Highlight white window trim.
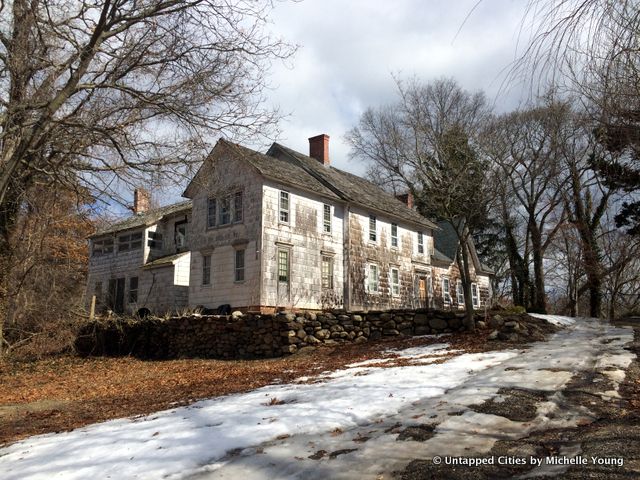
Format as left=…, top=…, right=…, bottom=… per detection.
left=442, top=277, right=452, bottom=305
left=321, top=255, right=334, bottom=289
left=391, top=223, right=398, bottom=248
left=323, top=204, right=332, bottom=234
left=279, top=191, right=290, bottom=224
left=366, top=263, right=380, bottom=294
left=456, top=280, right=464, bottom=305
left=472, top=282, right=480, bottom=308
left=368, top=214, right=377, bottom=243
left=390, top=267, right=400, bottom=297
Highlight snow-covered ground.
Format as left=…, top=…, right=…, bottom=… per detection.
left=0, top=316, right=634, bottom=480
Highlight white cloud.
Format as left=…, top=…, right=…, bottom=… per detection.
left=264, top=0, right=533, bottom=175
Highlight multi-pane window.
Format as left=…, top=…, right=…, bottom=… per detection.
left=207, top=192, right=243, bottom=228
left=219, top=196, right=231, bottom=225
left=235, top=249, right=245, bottom=282
left=368, top=264, right=379, bottom=293
left=128, top=277, right=138, bottom=303
left=207, top=198, right=217, bottom=228
left=442, top=278, right=452, bottom=305
left=278, top=250, right=289, bottom=282
left=369, top=214, right=377, bottom=242
left=323, top=204, right=332, bottom=233
left=391, top=268, right=400, bottom=296
left=234, top=192, right=243, bottom=223
left=118, top=232, right=143, bottom=252
left=92, top=238, right=114, bottom=256
left=279, top=191, right=289, bottom=223
left=391, top=223, right=398, bottom=248
left=456, top=280, right=464, bottom=304
left=202, top=254, right=211, bottom=286
left=321, top=256, right=334, bottom=289
left=472, top=283, right=480, bottom=308
left=417, top=231, right=424, bottom=254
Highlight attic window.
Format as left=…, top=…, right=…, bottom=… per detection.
left=118, top=232, right=142, bottom=252
left=92, top=238, right=113, bottom=256
left=219, top=196, right=231, bottom=225
left=207, top=198, right=217, bottom=228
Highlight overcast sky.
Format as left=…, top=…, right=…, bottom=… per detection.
left=261, top=0, right=533, bottom=176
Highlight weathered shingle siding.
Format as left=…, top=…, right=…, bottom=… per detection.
left=261, top=181, right=345, bottom=309
left=187, top=152, right=263, bottom=309
left=346, top=206, right=435, bottom=311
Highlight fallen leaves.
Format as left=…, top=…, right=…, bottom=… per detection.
left=0, top=328, right=498, bottom=446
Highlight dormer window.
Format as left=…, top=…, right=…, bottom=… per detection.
left=118, top=232, right=142, bottom=252
left=92, top=237, right=114, bottom=256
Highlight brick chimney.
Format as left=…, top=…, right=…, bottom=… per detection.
left=309, top=134, right=330, bottom=166
left=396, top=192, right=414, bottom=209
left=133, top=187, right=150, bottom=214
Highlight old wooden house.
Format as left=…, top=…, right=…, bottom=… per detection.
left=86, top=135, right=492, bottom=314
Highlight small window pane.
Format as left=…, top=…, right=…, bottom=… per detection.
left=219, top=196, right=231, bottom=225
left=457, top=281, right=464, bottom=304
left=235, top=249, right=245, bottom=282
left=391, top=268, right=400, bottom=295
left=369, top=215, right=376, bottom=242
left=234, top=192, right=243, bottom=223
left=207, top=198, right=217, bottom=228
left=391, top=223, right=398, bottom=247
left=418, top=232, right=424, bottom=254
left=202, top=255, right=211, bottom=286
left=280, top=192, right=289, bottom=223
left=368, top=264, right=379, bottom=292
left=323, top=204, right=331, bottom=233
left=278, top=250, right=289, bottom=282
left=321, top=256, right=333, bottom=289
left=128, top=277, right=138, bottom=303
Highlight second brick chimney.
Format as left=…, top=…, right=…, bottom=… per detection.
left=396, top=192, right=414, bottom=209
left=133, top=187, right=151, bottom=214
left=309, top=134, right=330, bottom=166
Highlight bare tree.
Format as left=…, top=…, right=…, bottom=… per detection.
left=346, top=78, right=495, bottom=330
left=0, top=0, right=293, bottom=247
left=514, top=0, right=640, bottom=233
left=490, top=99, right=569, bottom=312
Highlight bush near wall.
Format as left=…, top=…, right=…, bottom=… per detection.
left=75, top=309, right=481, bottom=360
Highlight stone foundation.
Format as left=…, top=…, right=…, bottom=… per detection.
left=75, top=308, right=480, bottom=360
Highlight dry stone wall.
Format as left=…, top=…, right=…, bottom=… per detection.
left=75, top=309, right=476, bottom=360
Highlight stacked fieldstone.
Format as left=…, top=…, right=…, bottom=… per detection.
left=76, top=308, right=475, bottom=360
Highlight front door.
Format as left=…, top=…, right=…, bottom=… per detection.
left=418, top=277, right=427, bottom=308
left=108, top=277, right=126, bottom=314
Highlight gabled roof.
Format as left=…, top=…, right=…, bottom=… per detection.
left=143, top=251, right=189, bottom=269
left=268, top=143, right=437, bottom=230
left=434, top=220, right=494, bottom=275
left=92, top=200, right=191, bottom=237
left=184, top=139, right=340, bottom=201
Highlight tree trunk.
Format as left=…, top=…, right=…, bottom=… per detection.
left=528, top=220, right=547, bottom=313
left=458, top=242, right=475, bottom=331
